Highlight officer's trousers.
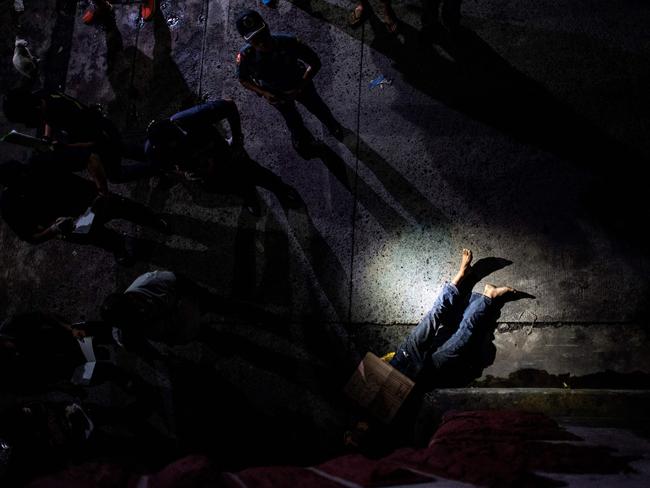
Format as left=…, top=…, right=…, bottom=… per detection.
left=271, top=82, right=339, bottom=142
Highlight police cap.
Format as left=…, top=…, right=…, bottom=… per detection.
left=236, top=10, right=267, bottom=41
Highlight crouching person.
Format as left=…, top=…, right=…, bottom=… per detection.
left=0, top=159, right=169, bottom=265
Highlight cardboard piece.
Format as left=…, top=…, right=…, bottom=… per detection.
left=72, top=207, right=95, bottom=235
left=344, top=352, right=415, bottom=423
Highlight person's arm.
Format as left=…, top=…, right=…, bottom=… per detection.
left=296, top=40, right=321, bottom=82
left=286, top=39, right=322, bottom=97
left=239, top=79, right=280, bottom=104
left=47, top=313, right=88, bottom=338
left=29, top=216, right=74, bottom=243
left=237, top=49, right=280, bottom=103
left=220, top=99, right=244, bottom=146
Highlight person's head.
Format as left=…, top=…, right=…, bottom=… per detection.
left=2, top=88, right=43, bottom=128
left=0, top=160, right=28, bottom=186
left=236, top=10, right=273, bottom=51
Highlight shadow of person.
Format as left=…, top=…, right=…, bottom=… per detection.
left=315, top=144, right=417, bottom=232
left=165, top=330, right=353, bottom=468
left=290, top=0, right=650, bottom=253
left=368, top=20, right=650, bottom=252
left=103, top=9, right=199, bottom=133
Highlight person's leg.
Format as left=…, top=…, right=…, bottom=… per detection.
left=380, top=0, right=398, bottom=33
left=425, top=284, right=531, bottom=380
left=238, top=155, right=301, bottom=207
left=271, top=99, right=313, bottom=144
left=349, top=0, right=369, bottom=27
left=427, top=289, right=498, bottom=371
left=82, top=0, right=113, bottom=25
left=100, top=194, right=168, bottom=232
left=390, top=249, right=473, bottom=378
left=296, top=82, right=343, bottom=138
left=419, top=0, right=443, bottom=41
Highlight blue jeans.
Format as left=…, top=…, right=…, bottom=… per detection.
left=390, top=283, right=499, bottom=383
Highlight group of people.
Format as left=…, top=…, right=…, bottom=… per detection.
left=0, top=3, right=535, bottom=482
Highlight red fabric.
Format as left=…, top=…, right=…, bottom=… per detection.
left=27, top=410, right=634, bottom=488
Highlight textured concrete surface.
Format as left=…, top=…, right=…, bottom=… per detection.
left=1, top=0, right=650, bottom=454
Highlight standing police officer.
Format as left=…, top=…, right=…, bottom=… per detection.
left=235, top=10, right=344, bottom=158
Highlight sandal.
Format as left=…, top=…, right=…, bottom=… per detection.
left=348, top=4, right=367, bottom=28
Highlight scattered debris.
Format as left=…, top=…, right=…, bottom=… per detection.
left=369, top=74, right=393, bottom=90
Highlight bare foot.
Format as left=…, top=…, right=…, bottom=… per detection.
left=451, top=248, right=472, bottom=286
left=483, top=284, right=536, bottom=301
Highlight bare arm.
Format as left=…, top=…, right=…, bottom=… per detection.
left=30, top=217, right=73, bottom=243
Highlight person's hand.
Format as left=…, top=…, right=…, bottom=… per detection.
left=262, top=91, right=280, bottom=104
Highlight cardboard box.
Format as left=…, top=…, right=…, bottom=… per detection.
left=344, top=352, right=415, bottom=423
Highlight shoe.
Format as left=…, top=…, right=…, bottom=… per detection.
left=82, top=1, right=113, bottom=25
left=140, top=0, right=158, bottom=22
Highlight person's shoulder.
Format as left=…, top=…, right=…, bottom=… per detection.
left=273, top=33, right=299, bottom=45
left=237, top=44, right=254, bottom=62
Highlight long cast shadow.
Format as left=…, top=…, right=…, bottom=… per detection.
left=291, top=0, right=650, bottom=253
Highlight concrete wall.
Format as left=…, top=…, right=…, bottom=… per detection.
left=1, top=0, right=649, bottom=387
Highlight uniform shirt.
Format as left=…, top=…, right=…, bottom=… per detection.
left=236, top=34, right=320, bottom=93
left=144, top=100, right=234, bottom=170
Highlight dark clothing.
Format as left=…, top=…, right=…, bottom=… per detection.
left=145, top=101, right=295, bottom=205
left=237, top=34, right=320, bottom=93
left=145, top=100, right=235, bottom=171
left=0, top=169, right=94, bottom=243
left=237, top=34, right=339, bottom=144
left=38, top=91, right=123, bottom=178
left=0, top=312, right=86, bottom=385
left=271, top=81, right=340, bottom=142
left=0, top=167, right=160, bottom=254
